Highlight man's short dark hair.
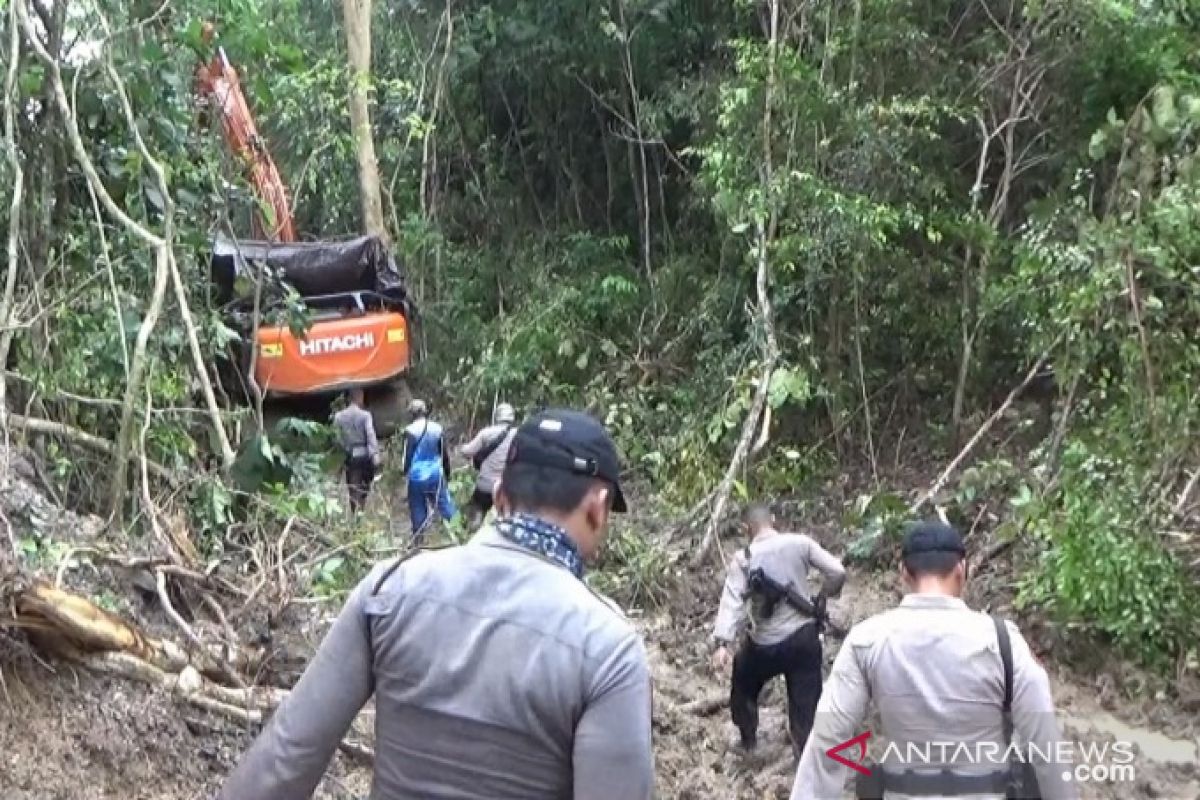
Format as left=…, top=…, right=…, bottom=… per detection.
left=901, top=520, right=966, bottom=578
left=500, top=461, right=603, bottom=514
left=902, top=550, right=963, bottom=578
left=743, top=504, right=774, bottom=526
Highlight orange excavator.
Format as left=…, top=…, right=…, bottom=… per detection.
left=196, top=23, right=414, bottom=433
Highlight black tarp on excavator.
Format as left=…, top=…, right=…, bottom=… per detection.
left=209, top=234, right=407, bottom=306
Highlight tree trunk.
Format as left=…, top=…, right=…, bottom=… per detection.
left=341, top=0, right=387, bottom=241
left=1, top=0, right=26, bottom=447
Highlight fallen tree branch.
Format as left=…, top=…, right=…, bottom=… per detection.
left=679, top=692, right=728, bottom=716
left=154, top=568, right=246, bottom=690
left=338, top=740, right=377, bottom=764
left=5, top=412, right=179, bottom=485
left=0, top=507, right=18, bottom=562
left=910, top=336, right=1062, bottom=515
left=86, top=551, right=247, bottom=598
left=81, top=652, right=283, bottom=720
left=1174, top=466, right=1199, bottom=519
left=5, top=581, right=280, bottom=710
left=63, top=644, right=368, bottom=764
left=10, top=581, right=188, bottom=672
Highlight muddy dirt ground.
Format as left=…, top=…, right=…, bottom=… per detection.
left=4, top=561, right=1197, bottom=800
left=2, top=447, right=1198, bottom=799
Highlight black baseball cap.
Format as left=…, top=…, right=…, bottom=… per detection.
left=506, top=409, right=628, bottom=512
left=902, top=520, right=966, bottom=557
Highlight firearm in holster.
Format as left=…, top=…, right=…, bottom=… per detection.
left=745, top=567, right=845, bottom=638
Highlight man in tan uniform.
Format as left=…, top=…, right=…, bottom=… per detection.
left=790, top=520, right=1078, bottom=800
left=712, top=505, right=847, bottom=758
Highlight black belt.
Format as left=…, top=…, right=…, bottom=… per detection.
left=879, top=767, right=1010, bottom=795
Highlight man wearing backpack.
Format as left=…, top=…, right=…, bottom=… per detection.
left=460, top=402, right=518, bottom=526
left=789, top=521, right=1077, bottom=800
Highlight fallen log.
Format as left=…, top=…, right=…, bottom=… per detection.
left=1, top=578, right=374, bottom=764
left=12, top=581, right=188, bottom=671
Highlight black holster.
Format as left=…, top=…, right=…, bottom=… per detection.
left=1007, top=760, right=1042, bottom=800
left=854, top=764, right=884, bottom=800
left=858, top=765, right=1014, bottom=799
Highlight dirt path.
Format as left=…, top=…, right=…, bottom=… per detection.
left=645, top=559, right=1200, bottom=799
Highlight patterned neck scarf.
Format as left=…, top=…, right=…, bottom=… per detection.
left=495, top=512, right=585, bottom=579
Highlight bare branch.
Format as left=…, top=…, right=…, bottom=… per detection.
left=911, top=336, right=1063, bottom=514
left=7, top=411, right=179, bottom=485
left=693, top=0, right=783, bottom=565
left=1175, top=467, right=1200, bottom=518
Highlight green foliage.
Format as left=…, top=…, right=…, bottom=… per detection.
left=589, top=525, right=673, bottom=611
left=842, top=491, right=911, bottom=566
left=3, top=0, right=1199, bottom=671
left=194, top=417, right=342, bottom=548
left=311, top=555, right=350, bottom=598
left=955, top=459, right=1022, bottom=508
left=1017, top=441, right=1199, bottom=667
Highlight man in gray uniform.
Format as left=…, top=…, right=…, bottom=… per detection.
left=460, top=401, right=518, bottom=526
left=218, top=408, right=654, bottom=800
left=331, top=387, right=380, bottom=514
left=790, top=521, right=1077, bottom=800
left=712, top=505, right=847, bottom=758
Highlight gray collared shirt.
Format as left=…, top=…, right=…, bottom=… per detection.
left=790, top=593, right=1078, bottom=800
left=332, top=404, right=379, bottom=460
left=219, top=526, right=654, bottom=800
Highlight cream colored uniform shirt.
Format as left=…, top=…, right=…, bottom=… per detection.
left=712, top=529, right=846, bottom=646
left=790, top=594, right=1078, bottom=800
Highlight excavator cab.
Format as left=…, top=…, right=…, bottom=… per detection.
left=210, top=235, right=417, bottom=434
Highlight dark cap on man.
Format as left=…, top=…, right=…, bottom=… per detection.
left=902, top=520, right=966, bottom=558
left=506, top=409, right=629, bottom=512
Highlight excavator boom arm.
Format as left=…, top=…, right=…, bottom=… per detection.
left=195, top=39, right=297, bottom=243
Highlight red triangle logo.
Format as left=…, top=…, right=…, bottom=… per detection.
left=826, top=731, right=872, bottom=775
